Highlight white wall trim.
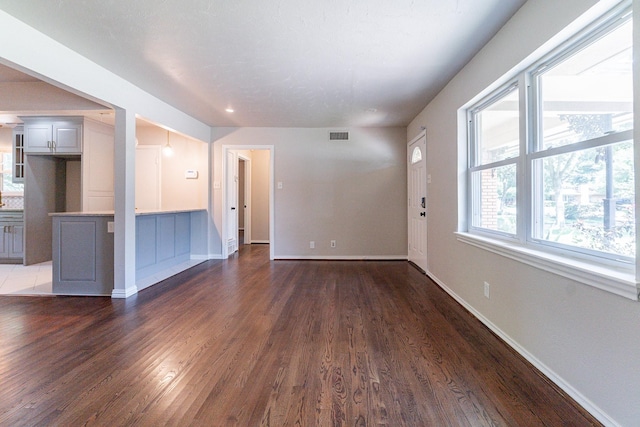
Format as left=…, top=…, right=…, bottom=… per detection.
left=275, top=255, right=408, bottom=261
left=456, top=232, right=639, bottom=301
left=425, top=269, right=620, bottom=427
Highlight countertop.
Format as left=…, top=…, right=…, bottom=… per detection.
left=49, top=208, right=206, bottom=217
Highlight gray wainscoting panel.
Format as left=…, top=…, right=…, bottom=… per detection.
left=136, top=215, right=157, bottom=269
left=156, top=214, right=176, bottom=262
left=135, top=212, right=192, bottom=282
left=175, top=213, right=190, bottom=256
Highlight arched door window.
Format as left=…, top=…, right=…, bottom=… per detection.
left=411, top=146, right=422, bottom=164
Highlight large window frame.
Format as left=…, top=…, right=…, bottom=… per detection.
left=461, top=3, right=637, bottom=300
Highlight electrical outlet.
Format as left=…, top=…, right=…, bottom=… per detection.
left=330, top=240, right=336, bottom=248
left=310, top=241, right=315, bottom=249
left=484, top=281, right=490, bottom=299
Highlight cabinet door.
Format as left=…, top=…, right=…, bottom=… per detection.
left=0, top=225, right=8, bottom=258
left=53, top=122, right=82, bottom=153
left=10, top=224, right=24, bottom=259
left=24, top=124, right=52, bottom=153
left=13, top=127, right=24, bottom=183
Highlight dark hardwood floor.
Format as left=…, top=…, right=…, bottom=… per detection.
left=0, top=244, right=600, bottom=426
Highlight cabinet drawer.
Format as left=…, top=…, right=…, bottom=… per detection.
left=0, top=213, right=23, bottom=222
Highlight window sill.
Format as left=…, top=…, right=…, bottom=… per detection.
left=455, top=232, right=639, bottom=301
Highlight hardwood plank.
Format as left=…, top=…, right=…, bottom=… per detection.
left=0, top=245, right=601, bottom=426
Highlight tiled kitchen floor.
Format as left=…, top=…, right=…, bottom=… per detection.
left=0, top=262, right=53, bottom=295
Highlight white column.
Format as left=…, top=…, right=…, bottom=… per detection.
left=634, top=3, right=640, bottom=298
left=112, top=108, right=138, bottom=298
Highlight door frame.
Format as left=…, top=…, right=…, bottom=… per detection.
left=222, top=145, right=275, bottom=260
left=238, top=154, right=252, bottom=245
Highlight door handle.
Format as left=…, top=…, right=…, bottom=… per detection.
left=231, top=207, right=236, bottom=210
left=420, top=212, right=426, bottom=217
left=421, top=197, right=426, bottom=208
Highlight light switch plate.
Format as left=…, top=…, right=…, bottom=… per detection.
left=107, top=221, right=114, bottom=233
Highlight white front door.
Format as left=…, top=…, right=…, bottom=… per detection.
left=226, top=150, right=239, bottom=255
left=408, top=131, right=428, bottom=272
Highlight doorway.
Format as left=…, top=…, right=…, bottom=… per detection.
left=408, top=131, right=428, bottom=272
left=223, top=146, right=274, bottom=260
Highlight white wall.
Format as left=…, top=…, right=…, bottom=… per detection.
left=0, top=127, right=12, bottom=150
left=136, top=126, right=208, bottom=211
left=211, top=127, right=407, bottom=259
left=408, top=0, right=639, bottom=425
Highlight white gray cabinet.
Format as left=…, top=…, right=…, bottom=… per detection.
left=0, top=211, right=24, bottom=262
left=22, top=117, right=82, bottom=154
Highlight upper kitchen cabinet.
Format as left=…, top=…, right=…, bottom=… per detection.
left=12, top=125, right=24, bottom=183
left=22, top=117, right=82, bottom=154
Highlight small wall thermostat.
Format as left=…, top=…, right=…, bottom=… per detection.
left=185, top=170, right=199, bottom=179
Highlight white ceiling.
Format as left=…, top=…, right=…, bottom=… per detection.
left=0, top=0, right=526, bottom=128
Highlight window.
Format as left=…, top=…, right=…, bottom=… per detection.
left=411, top=146, right=423, bottom=164
left=466, top=5, right=634, bottom=280
left=531, top=15, right=633, bottom=260
left=0, top=153, right=24, bottom=193
left=469, top=85, right=520, bottom=235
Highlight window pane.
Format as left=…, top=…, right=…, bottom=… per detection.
left=539, top=20, right=632, bottom=149
left=534, top=141, right=635, bottom=257
left=0, top=153, right=24, bottom=193
left=472, top=164, right=517, bottom=234
left=476, top=89, right=519, bottom=165
left=411, top=146, right=422, bottom=164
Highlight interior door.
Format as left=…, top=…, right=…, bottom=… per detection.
left=408, top=131, right=428, bottom=272
left=135, top=146, right=161, bottom=211
left=226, top=150, right=239, bottom=255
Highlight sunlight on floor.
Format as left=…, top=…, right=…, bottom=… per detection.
left=0, top=262, right=53, bottom=295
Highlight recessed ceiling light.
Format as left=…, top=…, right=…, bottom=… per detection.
left=225, top=107, right=234, bottom=113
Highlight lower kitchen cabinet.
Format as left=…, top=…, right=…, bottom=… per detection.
left=0, top=211, right=24, bottom=262
left=51, top=214, right=114, bottom=295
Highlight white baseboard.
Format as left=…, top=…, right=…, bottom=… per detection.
left=275, top=255, right=408, bottom=261
left=249, top=240, right=270, bottom=244
left=425, top=270, right=619, bottom=427
left=111, top=286, right=138, bottom=299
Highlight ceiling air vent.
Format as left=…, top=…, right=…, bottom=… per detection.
left=329, top=131, right=349, bottom=141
